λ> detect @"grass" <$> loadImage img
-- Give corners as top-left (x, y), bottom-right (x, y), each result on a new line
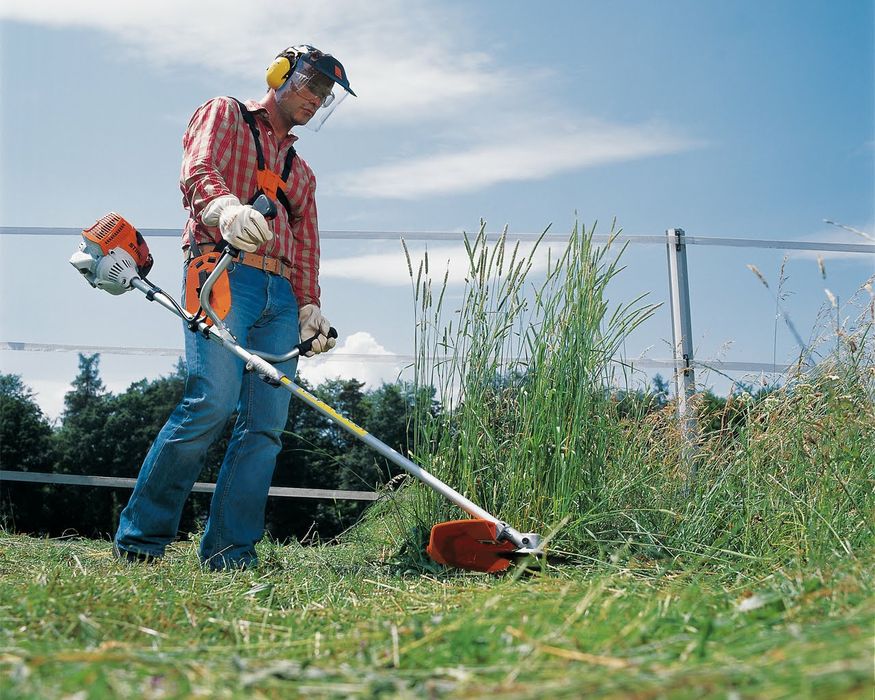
top-left (1, 533), bottom-right (872, 699)
top-left (398, 221), bottom-right (660, 550)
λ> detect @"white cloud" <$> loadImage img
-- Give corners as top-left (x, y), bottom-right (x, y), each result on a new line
top-left (321, 240), bottom-right (556, 287)
top-left (789, 222), bottom-right (875, 263)
top-left (335, 121), bottom-right (699, 199)
top-left (321, 244), bottom-right (465, 287)
top-left (0, 0), bottom-right (503, 122)
top-left (297, 331), bottom-right (409, 388)
top-left (1, 1), bottom-right (702, 197)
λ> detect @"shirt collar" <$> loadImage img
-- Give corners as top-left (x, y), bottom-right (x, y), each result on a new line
top-left (244, 99), bottom-right (299, 144)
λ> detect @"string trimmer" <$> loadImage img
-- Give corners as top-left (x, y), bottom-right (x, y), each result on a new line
top-left (69, 203), bottom-right (543, 573)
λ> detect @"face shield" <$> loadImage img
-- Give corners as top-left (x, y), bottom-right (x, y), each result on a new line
top-left (276, 52), bottom-right (355, 132)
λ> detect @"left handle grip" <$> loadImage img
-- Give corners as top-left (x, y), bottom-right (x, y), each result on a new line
top-left (297, 327), bottom-right (338, 356)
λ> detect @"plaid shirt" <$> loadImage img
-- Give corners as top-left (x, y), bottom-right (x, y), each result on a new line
top-left (180, 96), bottom-right (321, 307)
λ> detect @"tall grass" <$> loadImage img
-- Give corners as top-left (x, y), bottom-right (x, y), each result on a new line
top-left (397, 221), bottom-right (658, 552)
top-left (379, 220), bottom-right (874, 570)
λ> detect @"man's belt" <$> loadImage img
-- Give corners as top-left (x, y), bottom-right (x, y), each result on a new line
top-left (237, 251), bottom-right (294, 280)
top-left (185, 243), bottom-right (293, 281)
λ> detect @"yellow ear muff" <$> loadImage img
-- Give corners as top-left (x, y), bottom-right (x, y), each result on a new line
top-left (266, 56), bottom-right (292, 89)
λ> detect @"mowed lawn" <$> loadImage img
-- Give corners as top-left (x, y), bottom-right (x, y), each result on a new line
top-left (1, 533), bottom-right (871, 699)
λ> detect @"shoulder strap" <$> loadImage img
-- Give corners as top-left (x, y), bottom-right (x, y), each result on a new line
top-left (231, 97), bottom-right (266, 171)
top-left (281, 145), bottom-right (297, 181)
top-left (188, 236), bottom-right (203, 258)
top-left (231, 97), bottom-right (298, 221)
top-left (276, 146), bottom-right (297, 220)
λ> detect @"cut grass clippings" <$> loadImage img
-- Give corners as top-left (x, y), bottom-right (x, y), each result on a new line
top-left (1, 533), bottom-right (872, 699)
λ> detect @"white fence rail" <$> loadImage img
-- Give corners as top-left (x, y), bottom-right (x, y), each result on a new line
top-left (0, 470), bottom-right (378, 501)
top-left (2, 226), bottom-right (873, 252)
top-left (0, 341), bottom-right (798, 374)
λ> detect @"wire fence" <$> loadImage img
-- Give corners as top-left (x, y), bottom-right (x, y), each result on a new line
top-left (3, 225), bottom-right (871, 379)
top-left (0, 341), bottom-right (798, 374)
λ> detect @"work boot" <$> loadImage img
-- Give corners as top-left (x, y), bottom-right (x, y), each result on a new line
top-left (112, 543), bottom-right (162, 565)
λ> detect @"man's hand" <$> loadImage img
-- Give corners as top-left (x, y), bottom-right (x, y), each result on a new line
top-left (202, 195), bottom-right (273, 253)
top-left (298, 304), bottom-right (336, 357)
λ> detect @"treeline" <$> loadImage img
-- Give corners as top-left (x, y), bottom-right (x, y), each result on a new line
top-left (1, 355), bottom-right (768, 544)
top-left (0, 354), bottom-right (435, 543)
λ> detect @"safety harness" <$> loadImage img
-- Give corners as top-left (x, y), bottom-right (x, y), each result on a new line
top-left (184, 98), bottom-right (298, 331)
top-left (231, 97), bottom-right (297, 221)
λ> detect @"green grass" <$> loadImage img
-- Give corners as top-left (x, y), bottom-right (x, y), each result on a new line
top-left (1, 533), bottom-right (872, 699)
top-left (402, 221), bottom-right (660, 546)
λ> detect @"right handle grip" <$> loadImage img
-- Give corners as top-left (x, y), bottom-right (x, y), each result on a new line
top-left (252, 193), bottom-right (278, 220)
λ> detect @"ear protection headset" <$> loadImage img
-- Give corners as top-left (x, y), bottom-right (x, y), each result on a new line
top-left (265, 49), bottom-right (301, 90)
top-left (265, 45), bottom-right (316, 90)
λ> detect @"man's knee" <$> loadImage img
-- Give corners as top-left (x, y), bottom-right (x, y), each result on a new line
top-left (174, 375), bottom-right (241, 436)
top-left (243, 389), bottom-right (292, 434)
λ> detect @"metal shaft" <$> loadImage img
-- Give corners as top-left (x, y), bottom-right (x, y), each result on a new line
top-left (278, 376), bottom-right (499, 524)
top-left (130, 268), bottom-right (533, 550)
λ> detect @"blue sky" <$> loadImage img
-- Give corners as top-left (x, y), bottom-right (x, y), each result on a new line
top-left (1, 1), bottom-right (873, 420)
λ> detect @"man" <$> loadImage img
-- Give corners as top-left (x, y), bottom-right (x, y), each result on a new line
top-left (114, 45), bottom-right (355, 570)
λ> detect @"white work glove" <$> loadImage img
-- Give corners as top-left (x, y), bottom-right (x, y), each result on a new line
top-left (201, 195), bottom-right (273, 253)
top-left (298, 303), bottom-right (336, 357)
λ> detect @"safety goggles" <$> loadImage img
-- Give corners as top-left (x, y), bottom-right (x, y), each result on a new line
top-left (276, 49), bottom-right (355, 131)
top-left (278, 64), bottom-right (343, 130)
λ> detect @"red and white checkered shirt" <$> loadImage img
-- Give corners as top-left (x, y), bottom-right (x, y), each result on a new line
top-left (180, 96), bottom-right (321, 307)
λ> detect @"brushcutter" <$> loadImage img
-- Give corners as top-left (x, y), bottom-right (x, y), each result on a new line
top-left (69, 203), bottom-right (543, 573)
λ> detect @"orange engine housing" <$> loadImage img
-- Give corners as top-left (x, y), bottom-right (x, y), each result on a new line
top-left (82, 212), bottom-right (153, 274)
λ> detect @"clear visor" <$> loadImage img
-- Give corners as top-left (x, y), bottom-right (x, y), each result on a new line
top-left (276, 62), bottom-right (348, 131)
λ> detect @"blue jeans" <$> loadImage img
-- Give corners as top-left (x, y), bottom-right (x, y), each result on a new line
top-left (115, 263), bottom-right (299, 570)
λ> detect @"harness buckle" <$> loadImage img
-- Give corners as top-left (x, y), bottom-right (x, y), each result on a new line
top-left (256, 169), bottom-right (286, 200)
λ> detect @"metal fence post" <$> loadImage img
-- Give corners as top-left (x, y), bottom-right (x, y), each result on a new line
top-left (665, 228), bottom-right (698, 475)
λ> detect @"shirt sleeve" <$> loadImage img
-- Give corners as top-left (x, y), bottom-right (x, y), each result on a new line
top-left (291, 165), bottom-right (321, 308)
top-left (179, 97), bottom-right (238, 223)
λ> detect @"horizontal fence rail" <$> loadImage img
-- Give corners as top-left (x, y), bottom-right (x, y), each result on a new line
top-left (2, 226), bottom-right (874, 253)
top-left (0, 341), bottom-right (795, 374)
top-left (0, 470), bottom-right (379, 502)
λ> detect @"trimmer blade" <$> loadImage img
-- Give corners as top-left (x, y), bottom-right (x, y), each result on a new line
top-left (426, 519), bottom-right (518, 573)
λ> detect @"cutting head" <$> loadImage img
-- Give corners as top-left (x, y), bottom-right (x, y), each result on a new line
top-left (426, 519), bottom-right (519, 573)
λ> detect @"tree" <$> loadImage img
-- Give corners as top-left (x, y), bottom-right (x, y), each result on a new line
top-left (62, 353), bottom-right (106, 417)
top-left (266, 378), bottom-right (422, 542)
top-left (2, 356), bottom-right (426, 543)
top-left (652, 373), bottom-right (670, 407)
top-left (98, 361), bottom-right (188, 531)
top-left (54, 354), bottom-right (113, 477)
top-left (103, 361), bottom-right (185, 479)
top-left (0, 374), bottom-right (55, 472)
top-left (0, 374), bottom-right (57, 532)
top-left (43, 354), bottom-right (115, 536)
